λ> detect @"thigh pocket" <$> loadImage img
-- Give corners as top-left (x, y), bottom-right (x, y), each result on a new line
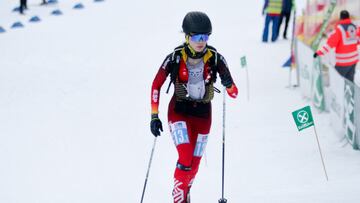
top-left (169, 121), bottom-right (190, 146)
top-left (193, 134), bottom-right (208, 157)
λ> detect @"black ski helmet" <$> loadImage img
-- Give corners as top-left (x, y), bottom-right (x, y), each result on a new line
top-left (182, 11), bottom-right (212, 35)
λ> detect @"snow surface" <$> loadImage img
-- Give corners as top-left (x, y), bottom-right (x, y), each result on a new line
top-left (0, 0), bottom-right (359, 203)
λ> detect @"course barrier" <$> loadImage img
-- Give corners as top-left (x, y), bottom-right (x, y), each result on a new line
top-left (29, 16), bottom-right (41, 23)
top-left (294, 0), bottom-right (360, 150)
top-left (11, 22), bottom-right (24, 29)
top-left (0, 0), bottom-right (105, 35)
top-left (73, 3), bottom-right (85, 9)
top-left (295, 39), bottom-right (360, 149)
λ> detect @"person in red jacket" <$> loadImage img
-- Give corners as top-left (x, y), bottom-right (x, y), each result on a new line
top-left (314, 10), bottom-right (360, 82)
top-left (150, 11), bottom-right (238, 203)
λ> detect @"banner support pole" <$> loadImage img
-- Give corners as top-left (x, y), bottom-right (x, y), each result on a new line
top-left (313, 125), bottom-right (329, 181)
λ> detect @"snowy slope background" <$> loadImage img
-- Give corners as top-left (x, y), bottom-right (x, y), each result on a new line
top-left (1, 0), bottom-right (360, 203)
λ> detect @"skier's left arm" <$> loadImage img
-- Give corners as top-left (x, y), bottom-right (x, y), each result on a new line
top-left (217, 54), bottom-right (238, 99)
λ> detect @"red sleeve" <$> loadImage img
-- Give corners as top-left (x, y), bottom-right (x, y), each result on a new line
top-left (151, 56), bottom-right (171, 115)
top-left (316, 29), bottom-right (340, 56)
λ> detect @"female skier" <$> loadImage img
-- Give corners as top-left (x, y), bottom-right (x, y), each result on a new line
top-left (150, 11), bottom-right (238, 203)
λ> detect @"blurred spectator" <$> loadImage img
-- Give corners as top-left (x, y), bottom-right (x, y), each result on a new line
top-left (41, 0), bottom-right (47, 5)
top-left (277, 0), bottom-right (294, 39)
top-left (262, 0), bottom-right (283, 42)
top-left (19, 0), bottom-right (27, 14)
top-left (314, 10), bottom-right (360, 82)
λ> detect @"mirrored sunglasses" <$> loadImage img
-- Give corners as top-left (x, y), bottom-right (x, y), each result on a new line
top-left (190, 34), bottom-right (209, 42)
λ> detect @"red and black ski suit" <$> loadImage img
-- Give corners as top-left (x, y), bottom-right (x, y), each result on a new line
top-left (151, 45), bottom-right (237, 203)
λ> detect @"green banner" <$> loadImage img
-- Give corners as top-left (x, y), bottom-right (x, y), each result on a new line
top-left (240, 56), bottom-right (247, 68)
top-left (312, 58), bottom-right (325, 111)
top-left (309, 1), bottom-right (336, 111)
top-left (311, 0), bottom-right (337, 50)
top-left (344, 80), bottom-right (357, 149)
top-left (292, 106), bottom-right (315, 131)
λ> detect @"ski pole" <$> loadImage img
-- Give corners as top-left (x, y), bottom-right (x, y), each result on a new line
top-left (140, 137), bottom-right (157, 203)
top-left (219, 87), bottom-right (228, 203)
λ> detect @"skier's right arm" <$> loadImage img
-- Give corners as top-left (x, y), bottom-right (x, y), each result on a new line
top-left (150, 55), bottom-right (172, 137)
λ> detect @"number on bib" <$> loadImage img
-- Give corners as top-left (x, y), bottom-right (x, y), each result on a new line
top-left (169, 121), bottom-right (190, 146)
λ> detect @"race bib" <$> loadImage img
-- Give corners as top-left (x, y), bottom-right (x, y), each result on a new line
top-left (169, 121), bottom-right (190, 146)
top-left (193, 134), bottom-right (208, 157)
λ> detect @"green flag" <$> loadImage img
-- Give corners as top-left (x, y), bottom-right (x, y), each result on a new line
top-left (240, 56), bottom-right (247, 68)
top-left (292, 106), bottom-right (314, 131)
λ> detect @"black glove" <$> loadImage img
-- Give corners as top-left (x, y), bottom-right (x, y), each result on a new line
top-left (313, 53), bottom-right (318, 58)
top-left (150, 114), bottom-right (163, 137)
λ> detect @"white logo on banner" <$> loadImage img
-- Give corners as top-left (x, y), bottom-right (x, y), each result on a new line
top-left (297, 110), bottom-right (309, 124)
